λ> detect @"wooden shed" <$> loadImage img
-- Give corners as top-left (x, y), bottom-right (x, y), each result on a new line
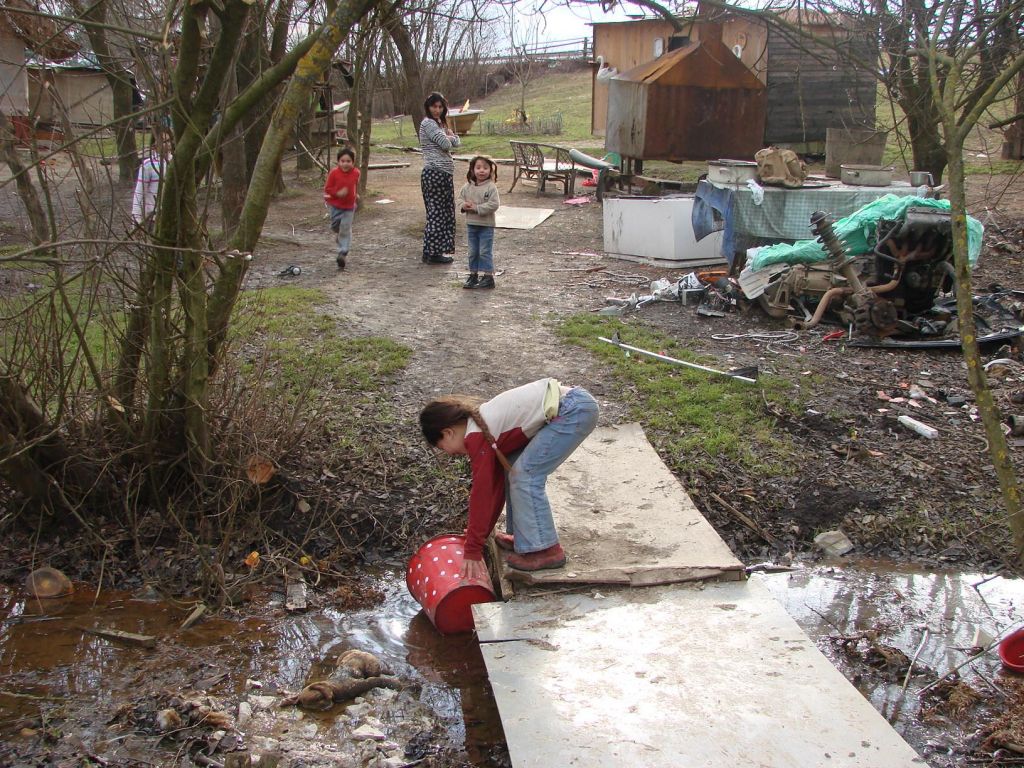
top-left (763, 9), bottom-right (877, 145)
top-left (591, 12), bottom-right (876, 151)
top-left (27, 56), bottom-right (114, 127)
top-left (605, 23), bottom-right (766, 162)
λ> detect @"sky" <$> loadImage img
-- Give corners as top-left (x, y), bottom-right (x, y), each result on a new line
top-left (514, 3), bottom-right (638, 44)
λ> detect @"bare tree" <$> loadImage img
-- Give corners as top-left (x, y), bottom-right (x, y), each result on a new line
top-left (505, 8), bottom-right (542, 125)
top-left (0, 0), bottom-right (378, 521)
top-left (757, 0), bottom-right (1024, 563)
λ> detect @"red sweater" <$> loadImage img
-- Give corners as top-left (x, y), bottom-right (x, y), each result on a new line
top-left (324, 166), bottom-right (359, 210)
top-left (462, 378), bottom-right (563, 559)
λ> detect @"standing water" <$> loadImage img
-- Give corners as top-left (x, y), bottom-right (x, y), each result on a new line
top-left (757, 560), bottom-right (1024, 765)
top-left (1, 561), bottom-right (1020, 765)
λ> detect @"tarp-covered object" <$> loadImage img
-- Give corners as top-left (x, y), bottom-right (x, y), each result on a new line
top-left (748, 195), bottom-right (983, 271)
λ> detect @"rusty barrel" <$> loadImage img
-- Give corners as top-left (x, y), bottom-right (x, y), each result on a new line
top-left (406, 533), bottom-right (495, 634)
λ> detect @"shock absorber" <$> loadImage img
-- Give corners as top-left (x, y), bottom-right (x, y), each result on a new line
top-left (810, 210), bottom-right (848, 263)
top-left (808, 211), bottom-right (897, 336)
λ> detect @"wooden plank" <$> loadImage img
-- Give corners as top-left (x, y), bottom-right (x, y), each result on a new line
top-left (285, 575), bottom-right (308, 612)
top-left (83, 627), bottom-right (157, 649)
top-left (475, 580), bottom-right (925, 768)
top-left (181, 603), bottom-right (207, 630)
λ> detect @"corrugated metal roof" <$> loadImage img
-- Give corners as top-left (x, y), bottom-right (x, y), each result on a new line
top-left (25, 51), bottom-right (102, 70)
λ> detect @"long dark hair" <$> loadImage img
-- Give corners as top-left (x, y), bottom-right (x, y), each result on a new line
top-left (423, 91), bottom-right (449, 128)
top-left (421, 395), bottom-right (513, 471)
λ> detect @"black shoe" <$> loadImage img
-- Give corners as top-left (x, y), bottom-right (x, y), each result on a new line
top-left (336, 253), bottom-right (347, 270)
top-left (425, 254), bottom-right (454, 264)
top-left (463, 273), bottom-right (479, 289)
top-left (477, 275), bottom-right (495, 289)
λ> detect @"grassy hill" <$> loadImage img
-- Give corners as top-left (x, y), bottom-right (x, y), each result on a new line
top-left (371, 66), bottom-right (601, 158)
top-left (370, 65), bottom-right (707, 181)
top-left (371, 65), bottom-right (1021, 180)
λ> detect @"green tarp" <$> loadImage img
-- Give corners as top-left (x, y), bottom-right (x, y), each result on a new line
top-left (748, 195), bottom-right (983, 271)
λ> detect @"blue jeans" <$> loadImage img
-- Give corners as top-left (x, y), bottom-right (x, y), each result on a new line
top-left (504, 387), bottom-right (600, 553)
top-left (330, 207), bottom-right (354, 255)
top-left (467, 224), bottom-right (494, 273)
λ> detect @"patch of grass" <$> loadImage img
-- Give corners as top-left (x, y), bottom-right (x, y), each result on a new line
top-left (556, 314), bottom-right (800, 475)
top-left (963, 159), bottom-right (1024, 176)
top-left (0, 276), bottom-right (122, 377)
top-left (232, 288), bottom-right (411, 428)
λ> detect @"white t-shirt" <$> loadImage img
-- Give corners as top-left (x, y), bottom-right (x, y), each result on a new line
top-left (131, 152), bottom-right (168, 223)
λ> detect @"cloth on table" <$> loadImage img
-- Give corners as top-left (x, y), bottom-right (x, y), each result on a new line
top-left (747, 195), bottom-right (984, 271)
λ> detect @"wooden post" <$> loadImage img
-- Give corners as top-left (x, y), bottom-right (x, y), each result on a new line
top-left (1001, 71), bottom-right (1024, 160)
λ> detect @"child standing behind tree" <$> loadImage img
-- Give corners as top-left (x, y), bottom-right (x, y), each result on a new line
top-left (457, 156), bottom-right (500, 289)
top-left (323, 147), bottom-right (360, 270)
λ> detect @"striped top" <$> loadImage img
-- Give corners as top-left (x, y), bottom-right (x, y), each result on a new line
top-left (418, 117), bottom-right (460, 175)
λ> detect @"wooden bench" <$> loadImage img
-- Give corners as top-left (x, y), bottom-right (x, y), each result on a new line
top-left (508, 141), bottom-right (577, 196)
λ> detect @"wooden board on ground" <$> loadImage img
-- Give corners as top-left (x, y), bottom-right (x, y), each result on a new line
top-left (494, 206), bottom-right (554, 230)
top-left (498, 423), bottom-right (743, 587)
top-left (473, 578), bottom-right (925, 768)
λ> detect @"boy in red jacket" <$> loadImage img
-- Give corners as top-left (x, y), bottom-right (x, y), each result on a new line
top-left (323, 147), bottom-right (360, 270)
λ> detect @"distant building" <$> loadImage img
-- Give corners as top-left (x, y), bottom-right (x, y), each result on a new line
top-left (590, 11), bottom-right (878, 153)
top-left (0, 13), bottom-right (29, 117)
top-left (0, 3), bottom-right (79, 137)
top-left (27, 54), bottom-right (114, 127)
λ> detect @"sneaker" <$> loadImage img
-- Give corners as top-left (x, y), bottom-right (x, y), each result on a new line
top-left (493, 532), bottom-right (514, 551)
top-left (463, 273), bottom-right (479, 289)
top-left (336, 252), bottom-right (347, 270)
top-left (506, 543), bottom-right (566, 572)
top-left (477, 275), bottom-right (495, 289)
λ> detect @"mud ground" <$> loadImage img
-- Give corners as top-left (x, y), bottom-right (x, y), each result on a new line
top-left (255, 153), bottom-right (1024, 573)
top-left (3, 149), bottom-right (1024, 768)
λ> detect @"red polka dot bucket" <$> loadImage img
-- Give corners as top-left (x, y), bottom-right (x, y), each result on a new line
top-left (406, 533), bottom-right (496, 634)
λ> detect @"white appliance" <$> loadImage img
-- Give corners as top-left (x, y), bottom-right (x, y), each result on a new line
top-left (602, 196), bottom-right (725, 268)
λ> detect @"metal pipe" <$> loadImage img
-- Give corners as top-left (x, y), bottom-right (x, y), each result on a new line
top-left (598, 337), bottom-right (758, 384)
top-left (791, 286), bottom-right (851, 330)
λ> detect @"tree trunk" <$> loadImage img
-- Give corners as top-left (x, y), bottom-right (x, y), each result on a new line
top-left (220, 55), bottom-right (249, 229)
top-left (1002, 70), bottom-right (1024, 160)
top-left (0, 374), bottom-right (100, 515)
top-left (295, 94), bottom-right (316, 171)
top-left (901, 88), bottom-right (948, 183)
top-left (74, 0), bottom-right (138, 181)
top-left (382, 4), bottom-right (424, 121)
top-left (946, 146), bottom-right (1024, 566)
top-left (207, 0), bottom-right (379, 366)
top-left (0, 111), bottom-right (49, 244)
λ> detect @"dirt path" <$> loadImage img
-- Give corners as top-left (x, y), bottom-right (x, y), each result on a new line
top-left (252, 157), bottom-right (636, 423)
top-left (253, 154), bottom-right (1024, 573)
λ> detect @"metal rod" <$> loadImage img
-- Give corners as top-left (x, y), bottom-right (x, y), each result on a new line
top-left (598, 337), bottom-right (758, 384)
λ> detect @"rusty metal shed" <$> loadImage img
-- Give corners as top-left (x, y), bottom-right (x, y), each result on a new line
top-left (590, 13), bottom-right (878, 153)
top-left (605, 24), bottom-right (766, 163)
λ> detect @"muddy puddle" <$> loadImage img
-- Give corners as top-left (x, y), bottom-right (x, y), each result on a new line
top-left (1, 561), bottom-right (1021, 766)
top-left (757, 560), bottom-right (1024, 763)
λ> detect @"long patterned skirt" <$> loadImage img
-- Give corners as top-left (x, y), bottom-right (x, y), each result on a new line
top-left (421, 167), bottom-right (456, 259)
